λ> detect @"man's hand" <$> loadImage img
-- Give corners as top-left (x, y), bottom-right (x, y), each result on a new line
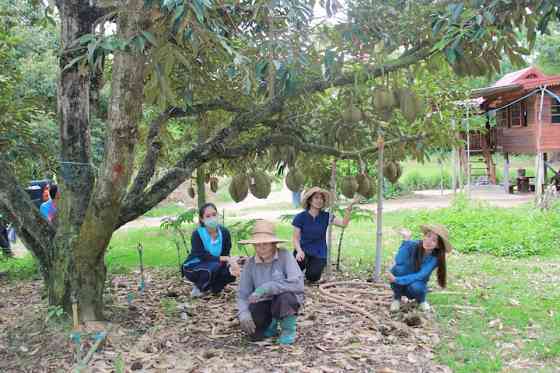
top-left (248, 287), bottom-right (267, 303)
top-left (239, 315), bottom-right (256, 334)
top-left (295, 249), bottom-right (305, 262)
top-left (386, 271), bottom-right (396, 283)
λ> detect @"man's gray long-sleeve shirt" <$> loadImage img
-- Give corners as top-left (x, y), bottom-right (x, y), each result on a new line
top-left (237, 249), bottom-right (304, 320)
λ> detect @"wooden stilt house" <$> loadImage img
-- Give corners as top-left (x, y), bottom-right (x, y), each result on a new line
top-left (470, 66), bottom-right (560, 194)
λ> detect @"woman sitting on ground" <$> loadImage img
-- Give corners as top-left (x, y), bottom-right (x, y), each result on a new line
top-left (292, 187), bottom-right (358, 283)
top-left (182, 203), bottom-right (236, 297)
top-left (237, 220), bottom-right (304, 345)
top-left (387, 224), bottom-right (452, 312)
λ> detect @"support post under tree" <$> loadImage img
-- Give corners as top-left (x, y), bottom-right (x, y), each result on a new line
top-left (326, 159), bottom-right (337, 276)
top-left (373, 134), bottom-right (384, 281)
top-left (503, 152), bottom-right (510, 193)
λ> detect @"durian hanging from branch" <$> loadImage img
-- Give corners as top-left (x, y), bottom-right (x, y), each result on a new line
top-left (229, 174), bottom-right (249, 203)
top-left (249, 171), bottom-right (272, 199)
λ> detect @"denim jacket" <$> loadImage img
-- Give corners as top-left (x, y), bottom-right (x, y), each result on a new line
top-left (391, 240), bottom-right (438, 286)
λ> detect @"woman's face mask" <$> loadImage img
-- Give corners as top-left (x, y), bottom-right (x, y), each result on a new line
top-left (204, 217), bottom-right (219, 229)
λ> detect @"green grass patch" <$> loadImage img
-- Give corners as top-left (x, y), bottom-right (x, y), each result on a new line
top-left (0, 255), bottom-right (38, 280)
top-left (143, 203), bottom-right (187, 217)
top-left (401, 196), bottom-right (560, 257)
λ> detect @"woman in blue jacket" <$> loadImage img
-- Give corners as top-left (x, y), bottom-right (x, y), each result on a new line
top-left (182, 203), bottom-right (236, 297)
top-left (387, 224), bottom-right (452, 312)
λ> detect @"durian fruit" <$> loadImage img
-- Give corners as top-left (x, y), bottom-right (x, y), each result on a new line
top-left (383, 161), bottom-right (403, 184)
top-left (373, 87), bottom-right (396, 111)
top-left (210, 177), bottom-right (219, 193)
top-left (269, 146), bottom-right (284, 163)
top-left (229, 174), bottom-right (249, 203)
top-left (285, 168), bottom-right (305, 192)
top-left (269, 145), bottom-right (297, 166)
top-left (249, 171), bottom-right (272, 199)
top-left (341, 176), bottom-right (359, 199)
top-left (360, 176), bottom-right (377, 199)
top-left (399, 90), bottom-right (424, 123)
top-left (342, 105), bottom-right (363, 123)
top-left (356, 173), bottom-right (371, 196)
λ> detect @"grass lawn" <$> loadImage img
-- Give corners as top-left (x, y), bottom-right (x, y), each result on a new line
top-left (2, 202), bottom-right (559, 371)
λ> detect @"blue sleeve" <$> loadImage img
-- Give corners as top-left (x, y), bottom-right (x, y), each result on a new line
top-left (190, 230), bottom-right (217, 262)
top-left (39, 203), bottom-right (48, 219)
top-left (292, 212), bottom-right (304, 229)
top-left (395, 255), bottom-right (438, 286)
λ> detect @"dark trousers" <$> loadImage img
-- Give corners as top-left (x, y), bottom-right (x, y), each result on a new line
top-left (294, 251), bottom-right (326, 282)
top-left (183, 261), bottom-right (236, 294)
top-left (390, 281), bottom-right (428, 303)
top-left (249, 292), bottom-right (300, 340)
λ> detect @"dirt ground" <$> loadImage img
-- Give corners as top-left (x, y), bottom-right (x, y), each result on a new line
top-left (0, 269), bottom-right (452, 373)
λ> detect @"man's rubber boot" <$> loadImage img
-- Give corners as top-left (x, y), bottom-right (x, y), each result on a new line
top-left (263, 318), bottom-right (279, 338)
top-left (278, 315), bottom-right (297, 345)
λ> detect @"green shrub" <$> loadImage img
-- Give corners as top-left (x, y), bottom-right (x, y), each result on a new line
top-left (403, 195), bottom-right (560, 257)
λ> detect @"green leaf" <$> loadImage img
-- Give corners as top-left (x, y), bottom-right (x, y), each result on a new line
top-left (190, 0), bottom-right (205, 23)
top-left (142, 31), bottom-right (158, 47)
top-left (62, 55), bottom-right (86, 72)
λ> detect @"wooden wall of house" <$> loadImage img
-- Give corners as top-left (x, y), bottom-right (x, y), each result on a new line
top-left (537, 87), bottom-right (560, 152)
top-left (497, 127), bottom-right (536, 153)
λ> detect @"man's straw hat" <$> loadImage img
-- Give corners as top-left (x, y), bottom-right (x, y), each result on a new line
top-left (238, 219), bottom-right (287, 244)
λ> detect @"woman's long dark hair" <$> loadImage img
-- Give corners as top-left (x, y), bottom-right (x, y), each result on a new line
top-left (415, 237), bottom-right (447, 288)
top-left (198, 202), bottom-right (218, 227)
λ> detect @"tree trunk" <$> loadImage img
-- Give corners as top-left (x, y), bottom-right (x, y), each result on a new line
top-left (48, 0), bottom-right (148, 321)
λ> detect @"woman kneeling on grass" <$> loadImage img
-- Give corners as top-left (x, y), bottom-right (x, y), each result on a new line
top-left (237, 220), bottom-right (304, 345)
top-left (386, 224), bottom-right (452, 312)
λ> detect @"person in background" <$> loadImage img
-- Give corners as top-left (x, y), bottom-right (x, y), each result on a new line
top-left (237, 220), bottom-right (304, 345)
top-left (0, 213), bottom-right (13, 257)
top-left (292, 187), bottom-right (359, 283)
top-left (387, 224), bottom-right (452, 312)
top-left (40, 184), bottom-right (60, 223)
top-left (182, 203), bottom-right (236, 297)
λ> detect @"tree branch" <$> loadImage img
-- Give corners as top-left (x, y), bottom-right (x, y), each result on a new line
top-left (117, 47), bottom-right (432, 227)
top-left (0, 158), bottom-right (54, 272)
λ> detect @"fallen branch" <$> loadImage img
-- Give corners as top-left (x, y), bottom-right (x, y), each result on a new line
top-left (328, 288), bottom-right (392, 296)
top-left (321, 281), bottom-right (390, 290)
top-left (319, 283), bottom-right (383, 323)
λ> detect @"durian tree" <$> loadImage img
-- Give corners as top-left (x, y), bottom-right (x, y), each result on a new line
top-left (0, 0), bottom-right (557, 320)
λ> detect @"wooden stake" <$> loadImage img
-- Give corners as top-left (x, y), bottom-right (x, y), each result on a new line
top-left (71, 294), bottom-right (79, 330)
top-left (137, 243), bottom-right (145, 293)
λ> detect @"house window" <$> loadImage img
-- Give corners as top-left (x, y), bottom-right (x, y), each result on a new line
top-left (496, 109), bottom-right (507, 128)
top-left (552, 98), bottom-right (560, 124)
top-left (510, 101), bottom-right (527, 127)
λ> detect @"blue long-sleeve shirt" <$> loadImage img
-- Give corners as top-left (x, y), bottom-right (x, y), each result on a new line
top-left (391, 240), bottom-right (438, 286)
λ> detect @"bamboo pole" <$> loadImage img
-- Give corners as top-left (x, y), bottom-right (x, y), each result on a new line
top-left (327, 159), bottom-right (337, 275)
top-left (373, 134), bottom-right (384, 281)
top-left (451, 119), bottom-right (458, 194)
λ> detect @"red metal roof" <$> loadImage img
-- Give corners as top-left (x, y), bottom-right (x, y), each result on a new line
top-left (493, 66), bottom-right (560, 90)
top-left (471, 67), bottom-right (560, 101)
